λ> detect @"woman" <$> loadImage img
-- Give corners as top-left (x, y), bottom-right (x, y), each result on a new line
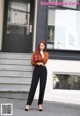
top-left (25, 41), bottom-right (49, 111)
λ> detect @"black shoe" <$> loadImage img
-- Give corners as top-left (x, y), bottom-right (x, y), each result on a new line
top-left (25, 108), bottom-right (29, 111)
top-left (38, 109), bottom-right (43, 111)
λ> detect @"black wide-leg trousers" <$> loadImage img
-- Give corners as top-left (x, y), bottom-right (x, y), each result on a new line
top-left (26, 65), bottom-right (47, 105)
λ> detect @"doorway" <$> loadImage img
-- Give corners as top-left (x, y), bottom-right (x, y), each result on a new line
top-left (2, 0), bottom-right (34, 53)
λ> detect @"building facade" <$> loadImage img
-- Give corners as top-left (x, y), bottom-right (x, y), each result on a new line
top-left (0, 0), bottom-right (80, 104)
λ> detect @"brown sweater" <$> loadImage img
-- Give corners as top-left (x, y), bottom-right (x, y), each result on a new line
top-left (31, 51), bottom-right (49, 67)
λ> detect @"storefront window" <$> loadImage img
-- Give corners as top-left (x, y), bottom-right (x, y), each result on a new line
top-left (7, 0), bottom-right (30, 35)
top-left (47, 0), bottom-right (80, 51)
top-left (53, 73), bottom-right (80, 90)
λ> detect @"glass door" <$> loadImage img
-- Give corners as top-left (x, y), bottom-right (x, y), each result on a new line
top-left (3, 0), bottom-right (34, 53)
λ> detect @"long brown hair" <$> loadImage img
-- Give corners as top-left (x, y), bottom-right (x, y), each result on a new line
top-left (36, 41), bottom-right (46, 54)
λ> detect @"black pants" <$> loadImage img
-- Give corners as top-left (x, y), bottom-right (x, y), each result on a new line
top-left (26, 65), bottom-right (47, 105)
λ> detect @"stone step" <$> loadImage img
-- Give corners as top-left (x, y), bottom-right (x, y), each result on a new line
top-left (0, 75), bottom-right (32, 78)
top-left (0, 52), bottom-right (31, 60)
top-left (0, 65), bottom-right (33, 71)
top-left (0, 52), bottom-right (32, 97)
top-left (0, 71), bottom-right (32, 77)
top-left (0, 59), bottom-right (31, 65)
top-left (0, 84), bottom-right (30, 92)
top-left (0, 92), bottom-right (28, 99)
top-left (0, 77), bottom-right (32, 84)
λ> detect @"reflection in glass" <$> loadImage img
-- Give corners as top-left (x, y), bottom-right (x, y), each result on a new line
top-left (7, 0), bottom-right (30, 35)
top-left (48, 26), bottom-right (54, 42)
top-left (47, 26), bottom-right (54, 49)
top-left (53, 73), bottom-right (80, 90)
top-left (47, 8), bottom-right (80, 51)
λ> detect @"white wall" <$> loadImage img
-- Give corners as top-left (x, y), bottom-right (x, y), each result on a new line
top-left (0, 0), bottom-right (4, 51)
top-left (34, 59), bottom-right (80, 105)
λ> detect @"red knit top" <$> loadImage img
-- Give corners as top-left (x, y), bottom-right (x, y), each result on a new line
top-left (31, 51), bottom-right (49, 67)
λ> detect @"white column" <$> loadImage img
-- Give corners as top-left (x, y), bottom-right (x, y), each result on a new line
top-left (0, 0), bottom-right (5, 51)
top-left (32, 0), bottom-right (38, 51)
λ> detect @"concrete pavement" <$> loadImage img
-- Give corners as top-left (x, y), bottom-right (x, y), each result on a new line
top-left (0, 97), bottom-right (80, 116)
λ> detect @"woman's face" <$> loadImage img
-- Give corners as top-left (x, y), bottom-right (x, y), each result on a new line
top-left (39, 43), bottom-right (45, 51)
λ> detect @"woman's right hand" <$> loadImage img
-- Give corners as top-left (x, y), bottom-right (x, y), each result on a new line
top-left (40, 50), bottom-right (44, 58)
